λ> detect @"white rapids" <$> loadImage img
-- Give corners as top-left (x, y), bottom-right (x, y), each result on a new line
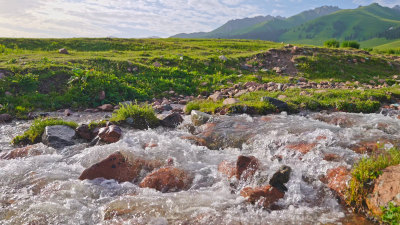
top-left (1, 111), bottom-right (399, 225)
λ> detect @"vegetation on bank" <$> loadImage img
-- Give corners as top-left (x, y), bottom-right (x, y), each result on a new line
top-left (346, 147), bottom-right (400, 223)
top-left (110, 103), bottom-right (159, 129)
top-left (185, 87), bottom-right (399, 115)
top-left (11, 118), bottom-right (78, 146)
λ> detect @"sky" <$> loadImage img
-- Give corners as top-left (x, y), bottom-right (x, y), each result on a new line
top-left (0, 0), bottom-right (400, 38)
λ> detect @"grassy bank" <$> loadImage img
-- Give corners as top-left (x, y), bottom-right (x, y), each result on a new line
top-left (0, 38), bottom-right (399, 117)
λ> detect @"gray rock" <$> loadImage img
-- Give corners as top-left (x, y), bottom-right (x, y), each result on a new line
top-left (0, 114), bottom-right (12, 123)
top-left (42, 125), bottom-right (76, 149)
top-left (208, 92), bottom-right (223, 102)
top-left (219, 55), bottom-right (228, 61)
top-left (223, 98), bottom-right (240, 105)
top-left (58, 48), bottom-right (69, 54)
top-left (191, 110), bottom-right (211, 126)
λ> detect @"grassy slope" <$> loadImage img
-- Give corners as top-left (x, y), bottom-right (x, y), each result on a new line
top-left (0, 38), bottom-right (399, 117)
top-left (280, 4), bottom-right (400, 45)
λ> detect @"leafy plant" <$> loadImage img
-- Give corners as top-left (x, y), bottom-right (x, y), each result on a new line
top-left (12, 118), bottom-right (78, 146)
top-left (382, 202), bottom-right (400, 225)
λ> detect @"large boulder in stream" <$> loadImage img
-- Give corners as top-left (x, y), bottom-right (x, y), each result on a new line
top-left (218, 155), bottom-right (260, 180)
top-left (366, 165), bottom-right (400, 216)
top-left (79, 151), bottom-right (163, 183)
top-left (139, 167), bottom-right (192, 193)
top-left (191, 110), bottom-right (211, 126)
top-left (42, 125), bottom-right (76, 149)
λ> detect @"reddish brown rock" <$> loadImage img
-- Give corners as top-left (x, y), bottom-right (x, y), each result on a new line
top-left (97, 104), bottom-right (114, 112)
top-left (366, 165), bottom-right (400, 216)
top-left (286, 142), bottom-right (317, 154)
top-left (218, 160), bottom-right (236, 179)
top-left (79, 152), bottom-right (142, 182)
top-left (350, 141), bottom-right (379, 154)
top-left (236, 155), bottom-right (259, 180)
top-left (260, 116), bottom-right (272, 122)
top-left (324, 166), bottom-right (351, 200)
top-left (240, 185), bottom-right (285, 208)
top-left (98, 125), bottom-right (122, 143)
top-left (139, 167), bottom-right (192, 192)
top-left (0, 146), bottom-right (41, 160)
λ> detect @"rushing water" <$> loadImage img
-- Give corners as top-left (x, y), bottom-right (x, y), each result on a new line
top-left (1, 111), bottom-right (399, 225)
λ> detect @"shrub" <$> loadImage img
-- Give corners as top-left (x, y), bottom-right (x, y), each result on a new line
top-left (12, 118), bottom-right (78, 145)
top-left (110, 103), bottom-right (159, 129)
top-left (324, 39), bottom-right (340, 48)
top-left (347, 147), bottom-right (400, 210)
top-left (341, 41), bottom-right (360, 49)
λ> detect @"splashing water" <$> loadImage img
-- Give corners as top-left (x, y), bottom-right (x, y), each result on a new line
top-left (1, 111), bottom-right (398, 224)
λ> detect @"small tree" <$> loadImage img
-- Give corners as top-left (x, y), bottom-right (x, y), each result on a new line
top-left (341, 41), bottom-right (360, 49)
top-left (324, 39), bottom-right (340, 48)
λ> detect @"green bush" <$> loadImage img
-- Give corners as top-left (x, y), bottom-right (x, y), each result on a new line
top-left (341, 41), bottom-right (360, 49)
top-left (382, 202), bottom-right (400, 225)
top-left (12, 118), bottom-right (78, 145)
top-left (324, 39), bottom-right (340, 48)
top-left (347, 147), bottom-right (400, 210)
top-left (110, 103), bottom-right (159, 129)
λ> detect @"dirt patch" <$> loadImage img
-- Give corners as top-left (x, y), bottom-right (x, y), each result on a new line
top-left (38, 72), bottom-right (70, 94)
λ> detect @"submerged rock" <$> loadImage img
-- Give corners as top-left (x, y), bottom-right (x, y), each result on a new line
top-left (42, 125), bottom-right (76, 149)
top-left (323, 166), bottom-right (351, 201)
top-left (191, 110), bottom-right (211, 126)
top-left (240, 185), bottom-right (285, 208)
top-left (79, 152), bottom-right (141, 183)
top-left (139, 167), bottom-right (192, 192)
top-left (236, 155), bottom-right (260, 180)
top-left (366, 165), bottom-right (400, 216)
top-left (0, 146), bottom-right (38, 159)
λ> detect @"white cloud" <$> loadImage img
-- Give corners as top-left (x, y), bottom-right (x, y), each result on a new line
top-left (0, 0), bottom-right (261, 38)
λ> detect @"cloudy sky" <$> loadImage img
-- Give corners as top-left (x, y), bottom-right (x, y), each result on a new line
top-left (0, 0), bottom-right (399, 38)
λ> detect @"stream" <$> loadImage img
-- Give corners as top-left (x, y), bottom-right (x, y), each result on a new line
top-left (1, 110), bottom-right (399, 225)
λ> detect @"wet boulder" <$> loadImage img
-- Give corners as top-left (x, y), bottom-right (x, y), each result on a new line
top-left (158, 112), bottom-right (183, 128)
top-left (240, 185), bottom-right (285, 208)
top-left (366, 165), bottom-right (400, 216)
top-left (286, 142), bottom-right (317, 154)
top-left (79, 152), bottom-right (142, 183)
top-left (218, 160), bottom-right (236, 178)
top-left (0, 113), bottom-right (12, 123)
top-left (269, 165), bottom-right (292, 192)
top-left (236, 156), bottom-right (260, 180)
top-left (322, 166), bottom-right (351, 201)
top-left (42, 125), bottom-right (76, 149)
top-left (76, 124), bottom-right (92, 141)
top-left (260, 97), bottom-right (289, 111)
top-left (0, 146), bottom-right (39, 160)
top-left (139, 167), bottom-right (192, 193)
top-left (98, 125), bottom-right (122, 143)
top-left (191, 110), bottom-right (211, 126)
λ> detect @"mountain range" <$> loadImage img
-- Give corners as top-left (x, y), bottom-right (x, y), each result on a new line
top-left (171, 3), bottom-right (400, 49)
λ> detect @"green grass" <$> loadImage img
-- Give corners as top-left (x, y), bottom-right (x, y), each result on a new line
top-left (11, 118), bottom-right (78, 146)
top-left (185, 87), bottom-right (399, 115)
top-left (347, 147), bottom-right (400, 212)
top-left (382, 202), bottom-right (400, 225)
top-left (110, 103), bottom-right (159, 129)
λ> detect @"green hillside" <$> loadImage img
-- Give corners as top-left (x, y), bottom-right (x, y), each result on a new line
top-left (280, 4), bottom-right (400, 44)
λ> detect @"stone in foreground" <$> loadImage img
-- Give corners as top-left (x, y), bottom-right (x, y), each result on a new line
top-left (240, 185), bottom-right (285, 208)
top-left (139, 167), bottom-right (192, 193)
top-left (42, 125), bottom-right (76, 149)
